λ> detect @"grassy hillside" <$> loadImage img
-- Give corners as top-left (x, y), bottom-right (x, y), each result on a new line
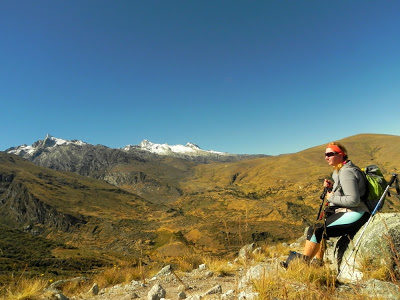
top-left (0, 153), bottom-right (179, 280)
top-left (172, 134), bottom-right (400, 251)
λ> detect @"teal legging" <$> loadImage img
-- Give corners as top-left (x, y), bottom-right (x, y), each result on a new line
top-left (307, 211), bottom-right (370, 243)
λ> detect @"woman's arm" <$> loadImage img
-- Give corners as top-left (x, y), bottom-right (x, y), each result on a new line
top-left (329, 168), bottom-right (361, 207)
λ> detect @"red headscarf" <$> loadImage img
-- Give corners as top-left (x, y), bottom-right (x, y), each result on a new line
top-left (326, 144), bottom-right (344, 155)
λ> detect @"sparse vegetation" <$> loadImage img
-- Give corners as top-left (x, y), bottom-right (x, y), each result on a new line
top-left (0, 278), bottom-right (47, 300)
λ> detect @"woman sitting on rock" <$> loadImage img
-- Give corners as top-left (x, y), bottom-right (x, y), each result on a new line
top-left (282, 142), bottom-right (370, 268)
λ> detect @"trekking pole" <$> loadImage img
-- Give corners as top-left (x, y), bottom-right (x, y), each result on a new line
top-left (316, 187), bottom-right (331, 221)
top-left (337, 173), bottom-right (399, 280)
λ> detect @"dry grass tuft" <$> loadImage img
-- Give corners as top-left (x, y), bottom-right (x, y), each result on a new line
top-left (1, 278), bottom-right (47, 300)
top-left (94, 264), bottom-right (147, 288)
top-left (252, 260), bottom-right (337, 299)
top-left (358, 255), bottom-right (391, 281)
top-left (262, 243), bottom-right (292, 259)
top-left (174, 253), bottom-right (204, 272)
top-left (203, 257), bottom-right (238, 277)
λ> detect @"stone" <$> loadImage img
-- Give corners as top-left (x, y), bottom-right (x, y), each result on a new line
top-left (238, 243), bottom-right (256, 259)
top-left (238, 291), bottom-right (259, 300)
top-left (147, 283), bottom-right (166, 300)
top-left (204, 284), bottom-right (222, 295)
top-left (156, 265), bottom-right (173, 277)
top-left (198, 263), bottom-right (207, 270)
top-left (54, 293), bottom-right (69, 300)
top-left (239, 263), bottom-right (273, 290)
top-left (178, 291), bottom-right (186, 299)
top-left (186, 296), bottom-right (202, 300)
top-left (221, 289), bottom-right (235, 299)
top-left (204, 271), bottom-right (213, 278)
top-left (89, 283), bottom-right (99, 295)
top-left (252, 247), bottom-right (262, 255)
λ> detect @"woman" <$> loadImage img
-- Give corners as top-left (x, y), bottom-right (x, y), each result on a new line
top-left (282, 142), bottom-right (370, 268)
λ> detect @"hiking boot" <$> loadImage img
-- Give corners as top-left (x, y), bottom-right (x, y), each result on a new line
top-left (280, 251), bottom-right (310, 269)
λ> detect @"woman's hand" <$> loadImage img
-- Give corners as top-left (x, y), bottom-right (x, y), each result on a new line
top-left (326, 191), bottom-right (333, 200)
top-left (324, 179), bottom-right (333, 189)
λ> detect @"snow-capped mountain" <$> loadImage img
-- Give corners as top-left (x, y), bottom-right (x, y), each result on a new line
top-left (6, 134), bottom-right (262, 163)
top-left (122, 139), bottom-right (228, 157)
top-left (4, 134), bottom-right (266, 204)
top-left (6, 134), bottom-right (87, 158)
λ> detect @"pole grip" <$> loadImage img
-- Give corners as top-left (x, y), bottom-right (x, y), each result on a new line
top-left (320, 187), bottom-right (329, 200)
top-left (316, 187), bottom-right (329, 220)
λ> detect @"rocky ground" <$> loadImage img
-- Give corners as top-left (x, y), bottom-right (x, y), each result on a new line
top-left (42, 241), bottom-right (400, 300)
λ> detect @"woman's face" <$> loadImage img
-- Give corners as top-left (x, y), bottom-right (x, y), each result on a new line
top-left (325, 147), bottom-right (344, 166)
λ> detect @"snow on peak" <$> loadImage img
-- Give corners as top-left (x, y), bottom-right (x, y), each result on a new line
top-left (123, 140), bottom-right (227, 156)
top-left (7, 134), bottom-right (87, 157)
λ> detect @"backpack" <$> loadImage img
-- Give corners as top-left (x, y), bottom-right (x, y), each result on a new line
top-left (359, 165), bottom-right (389, 213)
top-left (335, 164), bottom-right (389, 213)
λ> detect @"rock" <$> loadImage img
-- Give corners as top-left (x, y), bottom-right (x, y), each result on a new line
top-left (48, 277), bottom-right (89, 290)
top-left (238, 291), bottom-right (259, 300)
top-left (88, 283), bottom-right (99, 295)
top-left (238, 243), bottom-right (256, 259)
top-left (198, 263), bottom-right (207, 270)
top-left (252, 247), bottom-right (262, 255)
top-left (326, 213), bottom-right (400, 282)
top-left (360, 279), bottom-right (400, 300)
top-left (186, 295), bottom-right (202, 300)
top-left (221, 289), bottom-right (235, 299)
top-left (204, 284), bottom-right (222, 295)
top-left (54, 293), bottom-right (69, 300)
top-left (156, 265), bottom-right (172, 277)
top-left (178, 291), bottom-right (186, 299)
top-left (204, 271), bottom-right (213, 278)
top-left (239, 263), bottom-right (273, 290)
top-left (147, 283), bottom-right (166, 300)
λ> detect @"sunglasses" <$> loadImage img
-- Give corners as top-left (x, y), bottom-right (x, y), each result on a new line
top-left (325, 152), bottom-right (337, 157)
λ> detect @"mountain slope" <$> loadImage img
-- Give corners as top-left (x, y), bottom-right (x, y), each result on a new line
top-left (6, 135), bottom-right (265, 203)
top-left (0, 153), bottom-right (170, 255)
top-left (172, 134), bottom-right (400, 251)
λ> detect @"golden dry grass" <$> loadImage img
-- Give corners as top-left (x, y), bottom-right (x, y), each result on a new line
top-left (252, 260), bottom-right (337, 299)
top-left (93, 264), bottom-right (147, 288)
top-left (0, 278), bottom-right (47, 300)
top-left (202, 256), bottom-right (239, 276)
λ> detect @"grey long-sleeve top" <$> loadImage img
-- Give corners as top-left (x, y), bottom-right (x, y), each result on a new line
top-left (329, 160), bottom-right (369, 213)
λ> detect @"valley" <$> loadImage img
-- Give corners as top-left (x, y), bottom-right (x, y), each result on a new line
top-left (1, 133), bottom-right (400, 284)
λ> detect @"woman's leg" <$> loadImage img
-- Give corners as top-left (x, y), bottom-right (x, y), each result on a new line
top-left (303, 240), bottom-right (321, 258)
top-left (304, 211), bottom-right (369, 261)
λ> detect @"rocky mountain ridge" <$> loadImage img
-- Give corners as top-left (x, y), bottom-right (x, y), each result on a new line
top-left (7, 134), bottom-right (264, 162)
top-left (5, 135), bottom-right (266, 204)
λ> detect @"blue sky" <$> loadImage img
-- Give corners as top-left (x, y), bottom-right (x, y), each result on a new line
top-left (1, 1), bottom-right (399, 155)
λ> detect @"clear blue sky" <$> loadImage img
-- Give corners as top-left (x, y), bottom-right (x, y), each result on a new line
top-left (1, 1), bottom-right (399, 155)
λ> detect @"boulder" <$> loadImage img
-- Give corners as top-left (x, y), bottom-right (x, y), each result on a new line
top-left (147, 283), bottom-right (166, 300)
top-left (325, 213), bottom-right (400, 282)
top-left (360, 279), bottom-right (400, 300)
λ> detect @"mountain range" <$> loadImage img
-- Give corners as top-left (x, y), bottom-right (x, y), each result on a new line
top-left (1, 133), bottom-right (400, 279)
